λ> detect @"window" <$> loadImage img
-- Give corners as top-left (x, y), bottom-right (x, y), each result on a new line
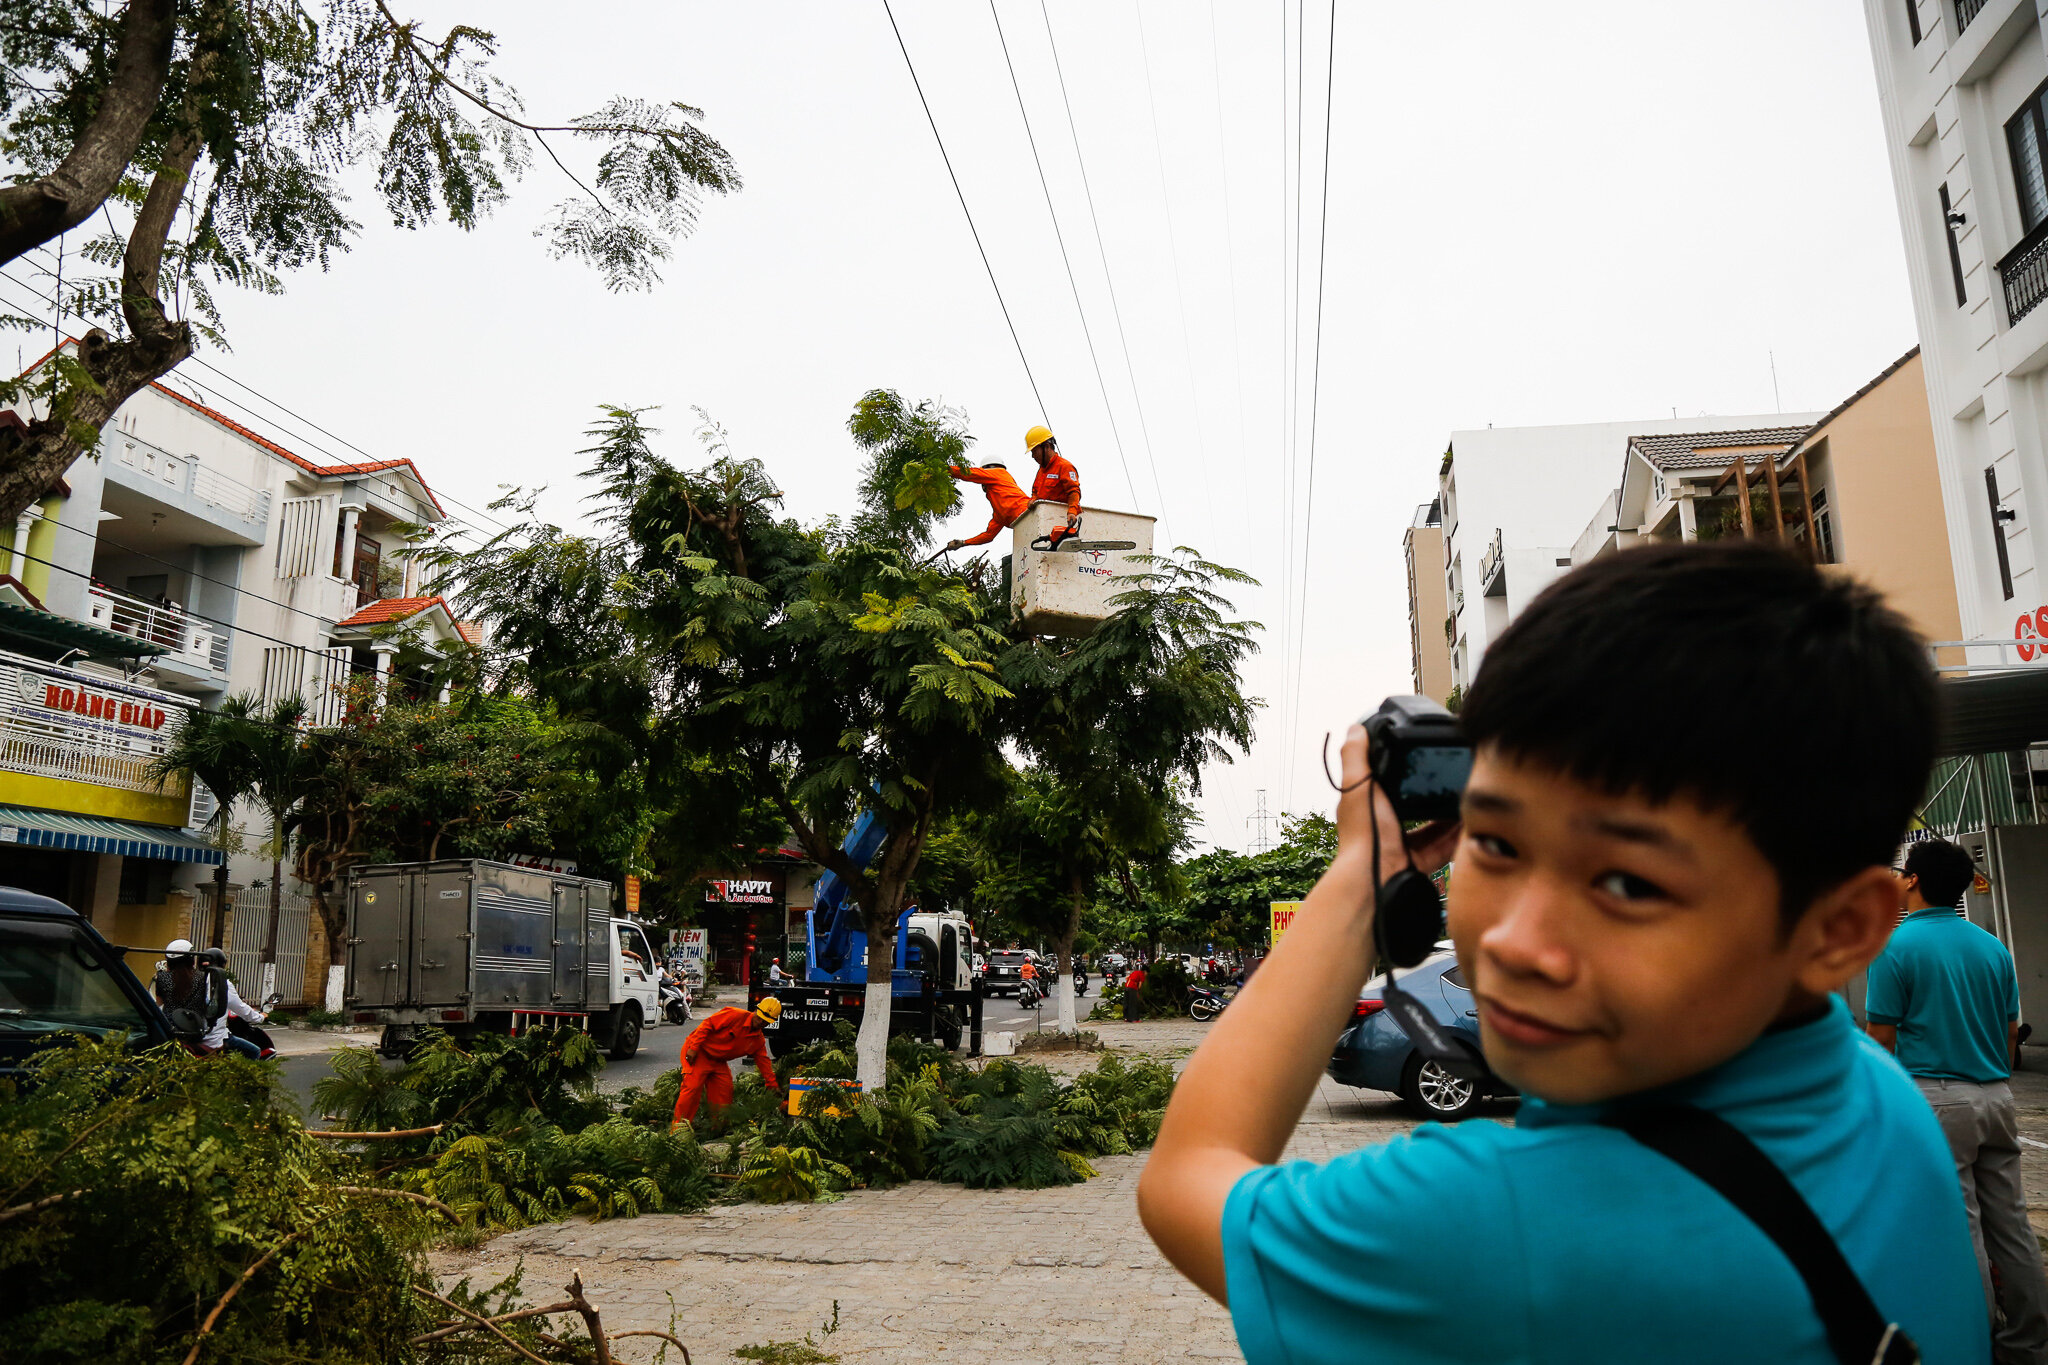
top-left (2009, 87), bottom-right (2048, 234)
top-left (1988, 466), bottom-right (2016, 600)
top-left (1906, 0), bottom-right (1922, 44)
top-left (1811, 487), bottom-right (1837, 565)
top-left (1443, 964), bottom-right (1468, 989)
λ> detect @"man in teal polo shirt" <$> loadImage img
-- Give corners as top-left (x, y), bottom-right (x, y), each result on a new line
top-left (1868, 836), bottom-right (2048, 1363)
top-left (1137, 544), bottom-right (1986, 1363)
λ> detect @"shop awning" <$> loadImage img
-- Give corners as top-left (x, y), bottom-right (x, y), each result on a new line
top-left (0, 599), bottom-right (168, 661)
top-left (0, 804), bottom-right (223, 865)
top-left (1939, 669), bottom-right (2048, 756)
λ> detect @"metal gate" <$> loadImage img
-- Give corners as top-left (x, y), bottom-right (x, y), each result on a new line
top-left (187, 885), bottom-right (313, 1008)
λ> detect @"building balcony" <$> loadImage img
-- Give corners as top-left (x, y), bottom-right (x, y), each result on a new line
top-left (1478, 528), bottom-right (1506, 597)
top-left (84, 582), bottom-right (228, 683)
top-left (0, 647), bottom-right (198, 828)
top-left (104, 432), bottom-right (272, 546)
top-left (1998, 218), bottom-right (2048, 329)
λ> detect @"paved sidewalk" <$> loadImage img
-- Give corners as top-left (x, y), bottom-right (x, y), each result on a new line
top-left (431, 1014), bottom-right (1419, 1364)
top-left (428, 1023), bottom-right (2048, 1363)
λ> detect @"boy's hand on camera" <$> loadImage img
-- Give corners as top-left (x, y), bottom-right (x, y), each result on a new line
top-left (1335, 724), bottom-right (1461, 885)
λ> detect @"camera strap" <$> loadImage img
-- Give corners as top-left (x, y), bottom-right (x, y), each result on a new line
top-left (1603, 1103), bottom-right (1919, 1365)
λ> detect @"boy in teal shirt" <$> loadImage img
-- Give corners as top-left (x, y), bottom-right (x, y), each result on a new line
top-left (1139, 542), bottom-right (1985, 1363)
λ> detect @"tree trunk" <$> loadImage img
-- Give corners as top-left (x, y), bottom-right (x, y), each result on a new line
top-left (260, 850), bottom-right (283, 1003)
top-left (0, 125), bottom-right (201, 525)
top-left (1054, 871), bottom-right (1083, 1036)
top-left (208, 861), bottom-right (230, 949)
top-left (855, 913), bottom-right (894, 1094)
top-left (0, 0), bottom-right (177, 268)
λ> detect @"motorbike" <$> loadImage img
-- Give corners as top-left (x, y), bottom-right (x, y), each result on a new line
top-left (1188, 984), bottom-right (1230, 1022)
top-left (1017, 976), bottom-right (1044, 1010)
top-left (1073, 969), bottom-right (1088, 997)
top-left (659, 972), bottom-right (692, 1026)
top-left (225, 990), bottom-right (287, 1059)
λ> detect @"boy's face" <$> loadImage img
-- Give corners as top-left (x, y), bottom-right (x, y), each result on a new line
top-left (1446, 748), bottom-right (1810, 1106)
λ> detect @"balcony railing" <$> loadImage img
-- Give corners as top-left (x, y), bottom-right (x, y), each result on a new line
top-left (1997, 217), bottom-right (2048, 326)
top-left (85, 583), bottom-right (229, 673)
top-left (0, 650), bottom-right (190, 798)
top-left (1477, 527), bottom-right (1505, 596)
top-left (1956, 0), bottom-right (1987, 32)
top-left (111, 435), bottom-right (271, 526)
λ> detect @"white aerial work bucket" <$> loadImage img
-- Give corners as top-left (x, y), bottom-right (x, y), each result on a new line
top-left (1010, 500), bottom-right (1158, 637)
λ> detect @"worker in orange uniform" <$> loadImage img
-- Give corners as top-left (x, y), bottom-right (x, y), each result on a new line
top-left (942, 461), bottom-right (1031, 552)
top-left (1024, 424), bottom-right (1083, 549)
top-left (671, 996), bottom-right (782, 1127)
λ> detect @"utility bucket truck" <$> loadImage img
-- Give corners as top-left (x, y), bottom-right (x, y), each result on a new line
top-left (749, 810), bottom-right (983, 1055)
top-left (1009, 499), bottom-right (1157, 637)
top-left (340, 859), bottom-right (661, 1061)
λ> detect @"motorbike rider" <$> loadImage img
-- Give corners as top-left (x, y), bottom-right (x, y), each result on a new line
top-left (153, 938), bottom-right (232, 1055)
top-left (201, 947), bottom-right (276, 1059)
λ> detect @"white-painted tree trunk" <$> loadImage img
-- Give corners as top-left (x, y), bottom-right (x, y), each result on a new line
top-left (325, 965), bottom-right (345, 1013)
top-left (855, 927), bottom-right (893, 1092)
top-left (1055, 943), bottom-right (1077, 1035)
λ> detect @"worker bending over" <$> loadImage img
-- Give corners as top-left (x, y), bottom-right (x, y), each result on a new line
top-left (943, 461), bottom-right (1030, 551)
top-left (1025, 424), bottom-right (1082, 549)
top-left (672, 996), bottom-right (782, 1127)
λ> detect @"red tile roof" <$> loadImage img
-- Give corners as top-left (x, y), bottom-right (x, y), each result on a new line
top-left (333, 595), bottom-right (451, 630)
top-left (15, 340), bottom-right (446, 515)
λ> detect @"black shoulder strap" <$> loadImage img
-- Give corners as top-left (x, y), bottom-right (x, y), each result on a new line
top-left (1602, 1104), bottom-right (1919, 1365)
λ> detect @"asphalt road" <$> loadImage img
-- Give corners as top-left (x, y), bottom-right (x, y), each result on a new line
top-left (278, 984), bottom-right (1107, 1118)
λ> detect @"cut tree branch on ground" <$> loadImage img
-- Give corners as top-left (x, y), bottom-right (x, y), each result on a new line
top-left (564, 1274), bottom-right (615, 1365)
top-left (0, 1188), bottom-right (82, 1225)
top-left (610, 1330), bottom-right (693, 1363)
top-left (180, 1228), bottom-right (310, 1365)
top-left (331, 1185), bottom-right (458, 1221)
top-left (407, 1300), bottom-right (581, 1347)
top-left (307, 1123), bottom-right (446, 1139)
top-left (412, 1285), bottom-right (553, 1365)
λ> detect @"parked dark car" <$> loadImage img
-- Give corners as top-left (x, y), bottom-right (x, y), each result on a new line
top-left (1327, 949), bottom-right (1516, 1121)
top-left (0, 885), bottom-right (173, 1080)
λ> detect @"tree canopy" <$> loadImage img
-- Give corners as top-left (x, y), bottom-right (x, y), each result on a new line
top-left (0, 1), bottom-right (739, 523)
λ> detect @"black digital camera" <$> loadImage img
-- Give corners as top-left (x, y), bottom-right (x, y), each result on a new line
top-left (1363, 695), bottom-right (1473, 824)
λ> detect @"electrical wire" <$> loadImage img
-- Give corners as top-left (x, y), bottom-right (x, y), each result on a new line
top-left (880, 0), bottom-right (1050, 422)
top-left (1038, 0), bottom-right (1172, 540)
top-left (1132, 0), bottom-right (1219, 550)
top-left (1205, 0), bottom-right (1253, 496)
top-left (986, 0), bottom-right (1139, 511)
top-left (1286, 0), bottom-right (1336, 794)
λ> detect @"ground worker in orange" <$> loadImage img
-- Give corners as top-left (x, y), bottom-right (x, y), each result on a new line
top-left (671, 996), bottom-right (782, 1127)
top-left (1024, 424), bottom-right (1083, 549)
top-left (942, 460), bottom-right (1031, 552)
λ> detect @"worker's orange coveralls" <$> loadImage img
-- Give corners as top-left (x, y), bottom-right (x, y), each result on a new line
top-left (948, 464), bottom-right (1032, 547)
top-left (1031, 453), bottom-right (1083, 523)
top-left (673, 1006), bottom-right (779, 1123)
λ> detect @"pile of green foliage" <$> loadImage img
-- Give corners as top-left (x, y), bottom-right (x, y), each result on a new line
top-left (0, 1036), bottom-right (435, 1363)
top-left (657, 1025), bottom-right (1174, 1201)
top-left (313, 1027), bottom-right (715, 1230)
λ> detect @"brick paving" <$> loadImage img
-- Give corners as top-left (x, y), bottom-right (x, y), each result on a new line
top-left (429, 1019), bottom-right (2048, 1363)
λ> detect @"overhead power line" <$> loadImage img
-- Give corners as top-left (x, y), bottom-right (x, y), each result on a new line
top-left (986, 0), bottom-right (1139, 510)
top-left (880, 0), bottom-right (1050, 422)
top-left (1038, 0), bottom-right (1172, 540)
top-left (1287, 0), bottom-right (1337, 793)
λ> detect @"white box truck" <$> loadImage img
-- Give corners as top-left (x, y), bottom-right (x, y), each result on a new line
top-left (341, 858), bottom-right (660, 1059)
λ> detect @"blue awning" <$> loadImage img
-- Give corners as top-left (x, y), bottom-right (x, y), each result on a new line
top-left (0, 804), bottom-right (224, 865)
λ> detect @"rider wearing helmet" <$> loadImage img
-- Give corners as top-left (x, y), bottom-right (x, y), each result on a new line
top-left (154, 939), bottom-right (230, 1054)
top-left (202, 947), bottom-right (276, 1059)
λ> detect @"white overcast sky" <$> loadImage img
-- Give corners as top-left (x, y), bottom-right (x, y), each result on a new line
top-left (7, 0), bottom-right (1919, 854)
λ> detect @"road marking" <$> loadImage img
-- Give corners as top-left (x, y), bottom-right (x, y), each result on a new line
top-left (2020, 1137), bottom-right (2048, 1150)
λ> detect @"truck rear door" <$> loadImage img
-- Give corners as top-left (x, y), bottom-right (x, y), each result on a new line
top-left (411, 863), bottom-right (474, 1007)
top-left (472, 865), bottom-right (554, 1009)
top-left (347, 872), bottom-right (408, 1008)
top-left (552, 879), bottom-right (586, 1009)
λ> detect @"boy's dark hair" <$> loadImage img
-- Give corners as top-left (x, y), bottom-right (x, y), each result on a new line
top-left (1904, 838), bottom-right (1976, 909)
top-left (1459, 541), bottom-right (1938, 926)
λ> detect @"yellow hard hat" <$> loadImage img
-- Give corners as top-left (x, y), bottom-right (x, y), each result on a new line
top-left (754, 996), bottom-right (783, 1023)
top-left (1024, 424), bottom-right (1055, 452)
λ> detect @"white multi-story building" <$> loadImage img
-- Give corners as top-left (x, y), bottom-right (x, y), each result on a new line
top-left (0, 347), bottom-right (470, 989)
top-left (1863, 0), bottom-right (2048, 660)
top-left (1433, 413), bottom-right (1817, 692)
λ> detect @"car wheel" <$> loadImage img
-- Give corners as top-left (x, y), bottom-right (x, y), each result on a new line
top-left (1399, 1051), bottom-right (1482, 1121)
top-left (608, 1004), bottom-right (642, 1061)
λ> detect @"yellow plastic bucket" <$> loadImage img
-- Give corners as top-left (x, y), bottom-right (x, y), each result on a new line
top-left (787, 1076), bottom-right (862, 1117)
